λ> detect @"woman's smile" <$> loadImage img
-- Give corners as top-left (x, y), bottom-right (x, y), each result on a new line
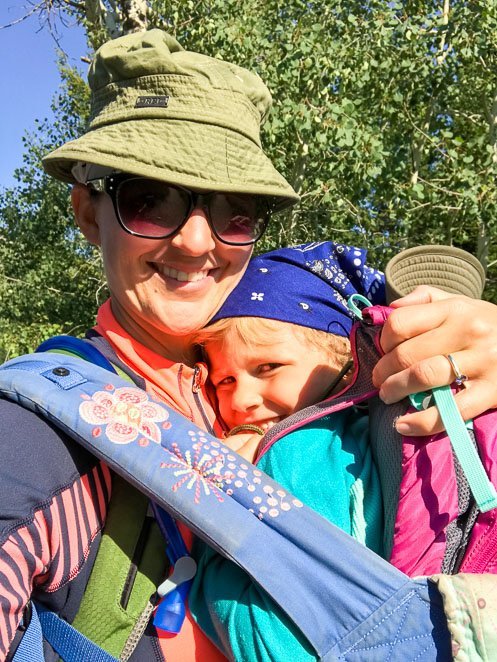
top-left (155, 264), bottom-right (213, 283)
top-left (150, 261), bottom-right (221, 291)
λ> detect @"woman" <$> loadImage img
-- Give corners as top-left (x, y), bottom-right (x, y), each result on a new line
top-left (1, 28), bottom-right (497, 662)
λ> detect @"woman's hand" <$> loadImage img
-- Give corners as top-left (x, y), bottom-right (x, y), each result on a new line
top-left (372, 286), bottom-right (497, 436)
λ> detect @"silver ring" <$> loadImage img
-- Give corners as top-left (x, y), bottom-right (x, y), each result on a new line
top-left (445, 353), bottom-right (468, 387)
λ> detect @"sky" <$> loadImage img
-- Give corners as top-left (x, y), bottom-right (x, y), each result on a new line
top-left (0, 2), bottom-right (88, 188)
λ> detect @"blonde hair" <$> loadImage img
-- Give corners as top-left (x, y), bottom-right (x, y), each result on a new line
top-left (194, 316), bottom-right (351, 373)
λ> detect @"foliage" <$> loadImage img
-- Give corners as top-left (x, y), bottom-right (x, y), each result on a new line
top-left (2, 1), bottom-right (497, 359)
top-left (0, 64), bottom-right (105, 361)
top-left (147, 0), bottom-right (497, 295)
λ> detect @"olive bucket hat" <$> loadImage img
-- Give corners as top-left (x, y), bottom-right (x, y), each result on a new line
top-left (42, 29), bottom-right (299, 211)
top-left (385, 245), bottom-right (485, 303)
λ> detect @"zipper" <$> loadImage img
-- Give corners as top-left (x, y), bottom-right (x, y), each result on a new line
top-left (192, 364), bottom-right (216, 436)
top-left (120, 509), bottom-right (156, 609)
top-left (462, 515), bottom-right (497, 573)
top-left (176, 364), bottom-right (195, 422)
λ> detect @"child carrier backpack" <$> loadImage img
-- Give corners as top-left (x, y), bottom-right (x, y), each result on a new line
top-left (0, 303), bottom-right (496, 660)
top-left (257, 299), bottom-right (497, 577)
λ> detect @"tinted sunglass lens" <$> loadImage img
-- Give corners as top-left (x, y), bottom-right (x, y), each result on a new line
top-left (116, 179), bottom-right (189, 237)
top-left (113, 177), bottom-right (268, 244)
top-left (210, 194), bottom-right (267, 244)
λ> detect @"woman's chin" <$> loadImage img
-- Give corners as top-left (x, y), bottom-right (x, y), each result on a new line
top-left (154, 304), bottom-right (214, 338)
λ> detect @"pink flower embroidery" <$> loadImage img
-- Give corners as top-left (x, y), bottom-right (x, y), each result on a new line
top-left (79, 386), bottom-right (169, 444)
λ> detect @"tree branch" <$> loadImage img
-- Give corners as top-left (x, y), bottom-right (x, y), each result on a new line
top-left (1, 274), bottom-right (77, 296)
top-left (0, 2), bottom-right (45, 29)
top-left (417, 176), bottom-right (465, 197)
top-left (59, 0), bottom-right (86, 11)
top-left (436, 0), bottom-right (452, 66)
top-left (486, 91), bottom-right (497, 163)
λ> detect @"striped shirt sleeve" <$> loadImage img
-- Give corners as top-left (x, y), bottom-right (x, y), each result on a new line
top-left (0, 462), bottom-right (111, 659)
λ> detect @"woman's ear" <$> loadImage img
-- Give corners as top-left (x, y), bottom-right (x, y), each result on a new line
top-left (71, 183), bottom-right (102, 246)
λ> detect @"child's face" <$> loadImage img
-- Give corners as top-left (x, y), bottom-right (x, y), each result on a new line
top-left (207, 324), bottom-right (339, 430)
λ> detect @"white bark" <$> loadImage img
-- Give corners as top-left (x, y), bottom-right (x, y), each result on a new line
top-left (121, 0), bottom-right (148, 34)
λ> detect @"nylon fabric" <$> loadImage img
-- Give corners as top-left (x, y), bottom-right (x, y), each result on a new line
top-left (3, 304), bottom-right (490, 659)
top-left (43, 330), bottom-right (225, 662)
top-left (0, 353), bottom-right (440, 658)
top-left (12, 605), bottom-right (43, 662)
top-left (38, 603), bottom-right (118, 662)
top-left (432, 385), bottom-right (497, 512)
top-left (71, 475), bottom-right (166, 658)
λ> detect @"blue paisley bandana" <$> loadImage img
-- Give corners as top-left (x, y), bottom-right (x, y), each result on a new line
top-left (212, 241), bottom-right (385, 337)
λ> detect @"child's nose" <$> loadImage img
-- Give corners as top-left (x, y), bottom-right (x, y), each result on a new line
top-left (230, 380), bottom-right (263, 413)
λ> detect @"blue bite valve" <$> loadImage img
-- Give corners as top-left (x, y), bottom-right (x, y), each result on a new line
top-left (153, 556), bottom-right (197, 634)
top-left (153, 587), bottom-right (186, 633)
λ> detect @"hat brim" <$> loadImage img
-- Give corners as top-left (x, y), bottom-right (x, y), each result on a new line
top-left (42, 119), bottom-right (299, 212)
top-left (385, 245), bottom-right (485, 303)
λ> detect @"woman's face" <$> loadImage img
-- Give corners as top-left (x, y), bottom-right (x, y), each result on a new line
top-left (73, 185), bottom-right (253, 355)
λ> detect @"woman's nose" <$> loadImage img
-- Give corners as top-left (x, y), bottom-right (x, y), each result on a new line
top-left (170, 207), bottom-right (216, 254)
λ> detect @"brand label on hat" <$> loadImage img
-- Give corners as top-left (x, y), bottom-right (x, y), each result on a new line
top-left (135, 95), bottom-right (170, 108)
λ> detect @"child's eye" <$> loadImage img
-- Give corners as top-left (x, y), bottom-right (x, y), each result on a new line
top-left (258, 363), bottom-right (283, 374)
top-left (215, 375), bottom-right (235, 388)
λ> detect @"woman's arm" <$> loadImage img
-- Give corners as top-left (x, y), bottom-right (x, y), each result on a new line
top-left (0, 399), bottom-right (110, 659)
top-left (373, 287), bottom-right (497, 435)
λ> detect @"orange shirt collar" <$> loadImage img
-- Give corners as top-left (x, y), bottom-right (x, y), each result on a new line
top-left (94, 299), bottom-right (221, 434)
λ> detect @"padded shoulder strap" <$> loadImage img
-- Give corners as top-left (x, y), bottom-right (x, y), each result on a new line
top-left (37, 336), bottom-right (118, 374)
top-left (0, 352), bottom-right (453, 659)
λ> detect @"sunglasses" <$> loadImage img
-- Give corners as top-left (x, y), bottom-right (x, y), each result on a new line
top-left (88, 174), bottom-right (272, 246)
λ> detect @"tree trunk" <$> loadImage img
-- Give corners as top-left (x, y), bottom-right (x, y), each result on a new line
top-left (83, 0), bottom-right (148, 41)
top-left (121, 0), bottom-right (148, 34)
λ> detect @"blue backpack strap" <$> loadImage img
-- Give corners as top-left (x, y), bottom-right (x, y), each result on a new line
top-left (11, 603), bottom-right (43, 662)
top-left (36, 337), bottom-right (192, 635)
top-left (0, 353), bottom-right (451, 659)
top-left (7, 341), bottom-right (125, 661)
top-left (36, 336), bottom-right (118, 374)
top-left (12, 602), bottom-right (117, 662)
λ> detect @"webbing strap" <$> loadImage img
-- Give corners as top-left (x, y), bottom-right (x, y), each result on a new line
top-left (432, 385), bottom-right (497, 513)
top-left (13, 603), bottom-right (117, 662)
top-left (12, 605), bottom-right (43, 662)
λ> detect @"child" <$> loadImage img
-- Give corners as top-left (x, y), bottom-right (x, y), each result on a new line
top-left (189, 241), bottom-right (386, 662)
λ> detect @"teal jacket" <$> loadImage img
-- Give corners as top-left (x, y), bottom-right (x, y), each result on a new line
top-left (189, 408), bottom-right (383, 661)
